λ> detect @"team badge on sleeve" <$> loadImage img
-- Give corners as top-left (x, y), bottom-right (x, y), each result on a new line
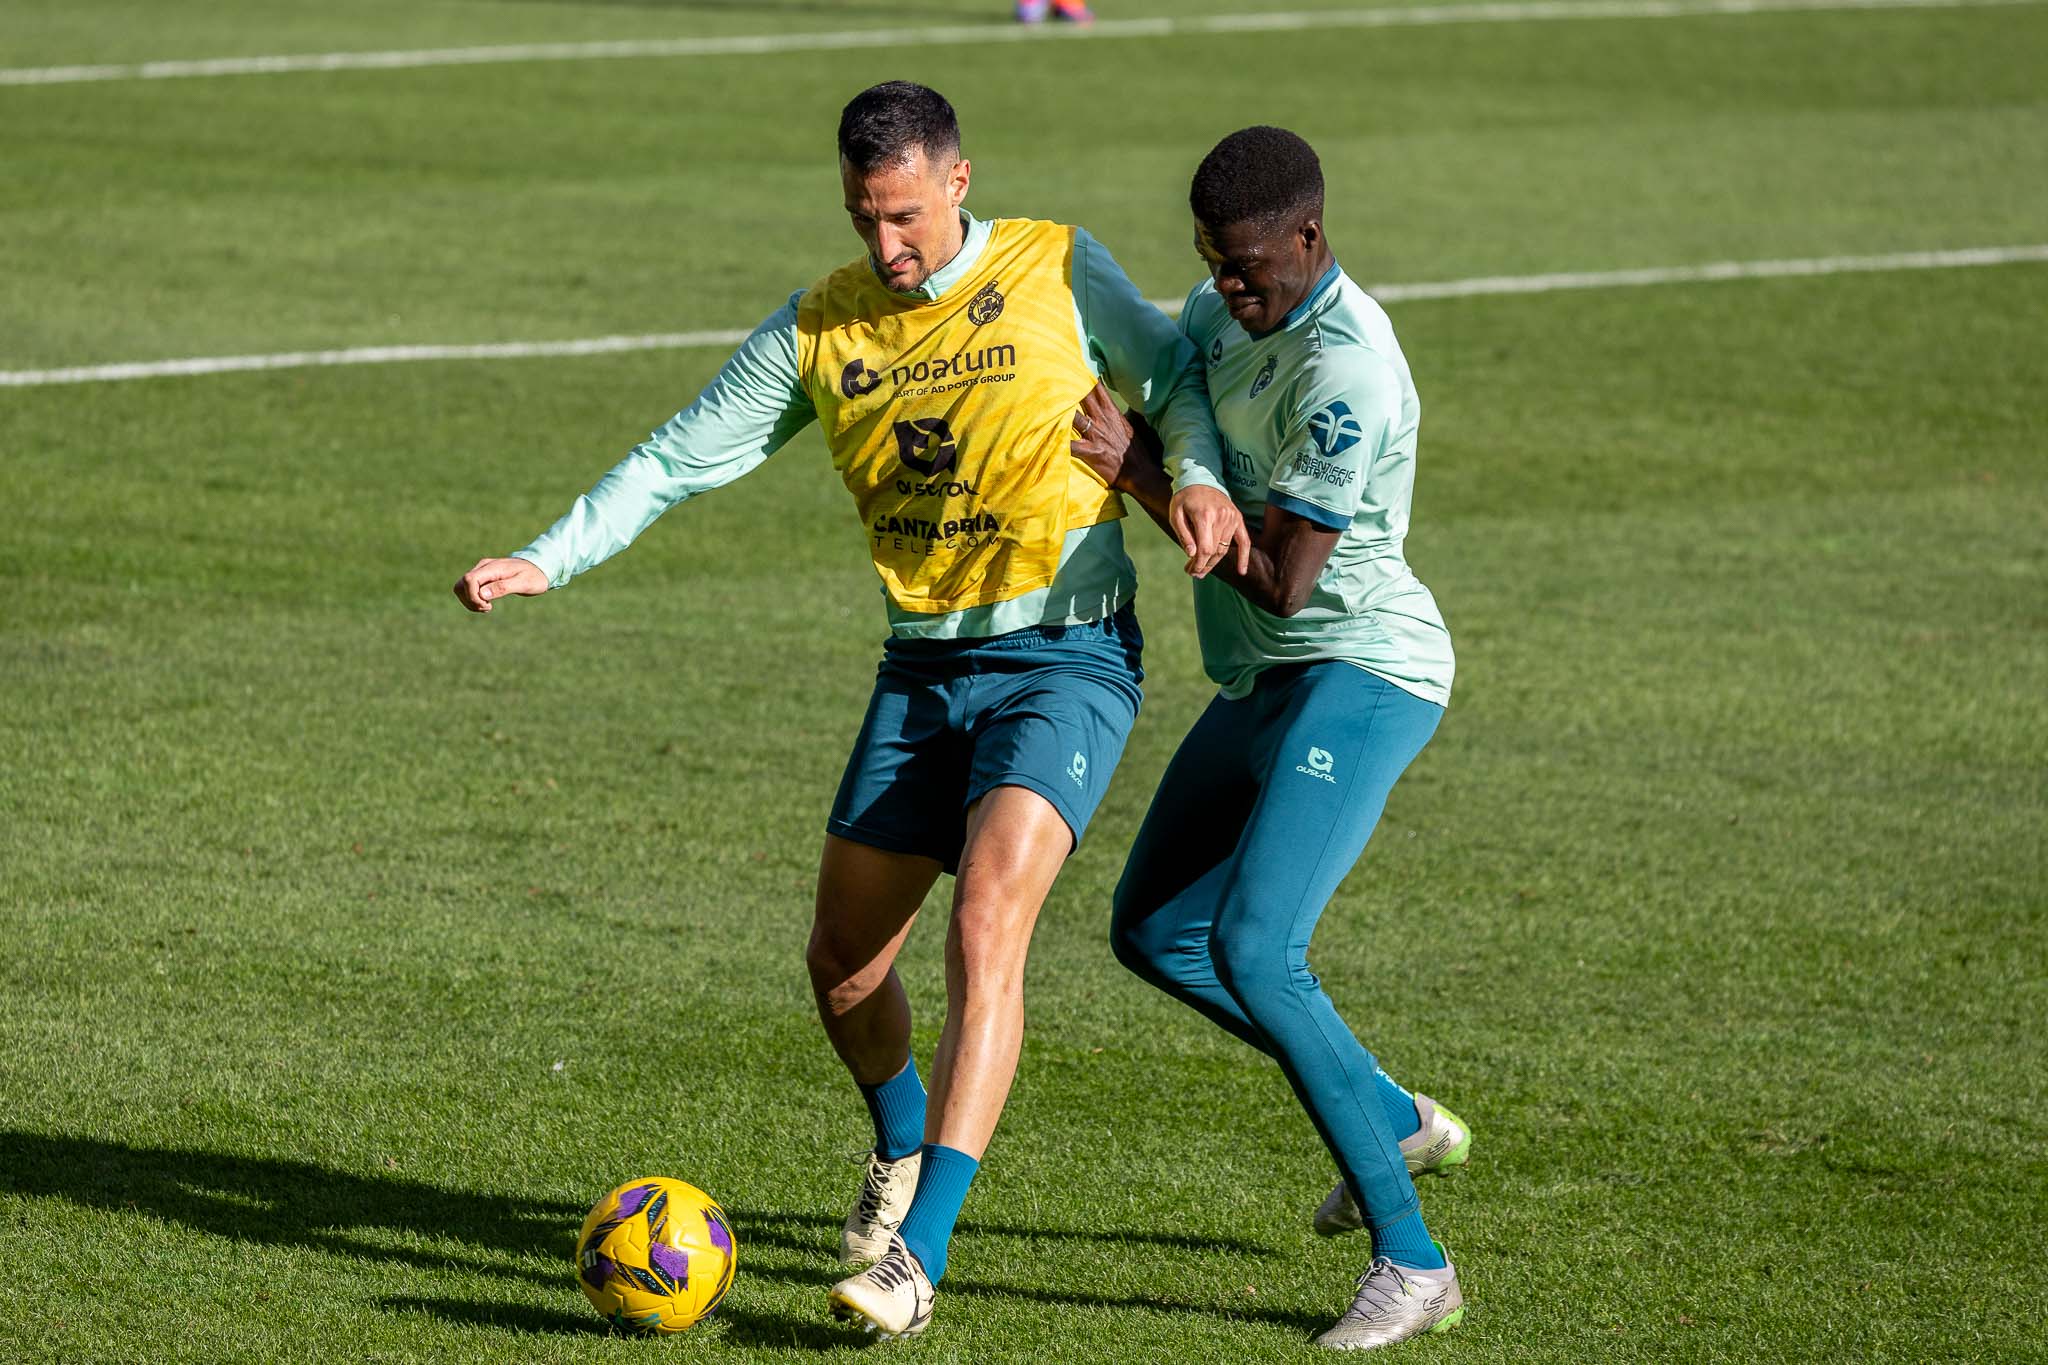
top-left (1307, 401), bottom-right (1364, 457)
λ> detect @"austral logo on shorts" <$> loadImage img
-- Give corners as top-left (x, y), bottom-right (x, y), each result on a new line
top-left (1295, 746), bottom-right (1337, 783)
top-left (967, 280), bottom-right (1005, 325)
top-left (892, 417), bottom-right (958, 475)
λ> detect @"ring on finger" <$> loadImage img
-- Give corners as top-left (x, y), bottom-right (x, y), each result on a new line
top-left (1075, 412), bottom-right (1094, 436)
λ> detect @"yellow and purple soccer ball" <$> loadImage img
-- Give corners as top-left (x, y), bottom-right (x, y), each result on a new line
top-left (575, 1176), bottom-right (736, 1333)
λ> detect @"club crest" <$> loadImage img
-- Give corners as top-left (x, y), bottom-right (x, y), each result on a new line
top-left (967, 280), bottom-right (1005, 325)
top-left (1249, 354), bottom-right (1277, 399)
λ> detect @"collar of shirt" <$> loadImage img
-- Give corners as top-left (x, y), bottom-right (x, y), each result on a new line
top-left (874, 210), bottom-right (993, 302)
top-left (1244, 260), bottom-right (1344, 341)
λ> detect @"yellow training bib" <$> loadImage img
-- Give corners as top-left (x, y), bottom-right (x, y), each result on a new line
top-left (796, 219), bottom-right (1123, 615)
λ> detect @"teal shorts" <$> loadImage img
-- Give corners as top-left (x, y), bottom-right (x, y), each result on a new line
top-left (827, 603), bottom-right (1144, 874)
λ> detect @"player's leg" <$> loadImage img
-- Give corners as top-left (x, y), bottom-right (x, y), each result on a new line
top-left (1206, 667), bottom-right (1447, 1246)
top-left (813, 660), bottom-right (969, 1264)
top-left (1199, 665), bottom-right (1464, 1347)
top-left (1107, 694), bottom-right (1277, 1054)
top-left (830, 608), bottom-right (1142, 1336)
top-left (926, 784), bottom-right (1073, 1156)
top-left (809, 835), bottom-right (940, 1089)
top-left (1313, 1086), bottom-right (1474, 1237)
top-left (827, 784), bottom-right (1070, 1338)
top-left (808, 835), bottom-right (942, 1264)
top-left (1113, 672), bottom-right (1465, 1223)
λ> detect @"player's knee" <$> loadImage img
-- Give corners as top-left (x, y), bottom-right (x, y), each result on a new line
top-left (1108, 913), bottom-right (1157, 981)
top-left (947, 891), bottom-right (1034, 992)
top-left (1109, 904), bottom-right (1174, 987)
top-left (1211, 931), bottom-right (1304, 1025)
top-left (804, 923), bottom-right (868, 1001)
top-left (1110, 863), bottom-right (1167, 956)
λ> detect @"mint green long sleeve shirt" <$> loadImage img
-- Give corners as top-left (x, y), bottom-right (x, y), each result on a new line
top-left (515, 212), bottom-right (1225, 638)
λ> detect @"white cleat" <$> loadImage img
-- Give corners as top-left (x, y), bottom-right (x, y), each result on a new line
top-left (840, 1148), bottom-right (922, 1265)
top-left (828, 1233), bottom-right (935, 1341)
top-left (1314, 1095), bottom-right (1472, 1236)
top-left (1313, 1252), bottom-right (1465, 1350)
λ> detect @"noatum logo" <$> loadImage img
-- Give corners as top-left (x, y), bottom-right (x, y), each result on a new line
top-left (892, 417), bottom-right (958, 476)
top-left (840, 358), bottom-right (882, 400)
top-left (889, 344), bottom-right (1015, 389)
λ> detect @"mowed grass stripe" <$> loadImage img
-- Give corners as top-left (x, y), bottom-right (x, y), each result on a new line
top-left (1, 0), bottom-right (2038, 86)
top-left (4, 245), bottom-right (2044, 389)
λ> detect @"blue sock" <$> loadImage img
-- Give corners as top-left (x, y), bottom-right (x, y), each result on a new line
top-left (1373, 1066), bottom-right (1422, 1143)
top-left (858, 1058), bottom-right (926, 1162)
top-left (1371, 1209), bottom-right (1446, 1270)
top-left (896, 1143), bottom-right (979, 1284)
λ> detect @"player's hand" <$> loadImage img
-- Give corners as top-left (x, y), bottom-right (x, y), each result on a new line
top-left (1069, 381), bottom-right (1136, 489)
top-left (454, 556), bottom-right (550, 613)
top-left (1168, 486), bottom-right (1251, 579)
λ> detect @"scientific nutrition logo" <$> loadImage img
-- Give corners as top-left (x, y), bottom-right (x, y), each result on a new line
top-left (1308, 400), bottom-right (1364, 457)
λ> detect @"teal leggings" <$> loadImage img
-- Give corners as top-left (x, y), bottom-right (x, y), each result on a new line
top-left (1110, 662), bottom-right (1442, 1230)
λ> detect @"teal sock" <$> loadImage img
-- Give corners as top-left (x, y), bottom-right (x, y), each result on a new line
top-left (1371, 1209), bottom-right (1446, 1270)
top-left (1373, 1066), bottom-right (1422, 1143)
top-left (858, 1058), bottom-right (925, 1162)
top-left (896, 1143), bottom-right (979, 1284)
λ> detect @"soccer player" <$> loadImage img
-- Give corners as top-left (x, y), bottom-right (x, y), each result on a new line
top-left (1069, 126), bottom-right (1468, 1350)
top-left (1015, 0), bottom-right (1094, 21)
top-left (453, 83), bottom-right (1244, 1340)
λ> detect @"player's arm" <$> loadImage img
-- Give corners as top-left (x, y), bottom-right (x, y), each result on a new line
top-left (455, 292), bottom-right (816, 613)
top-left (1071, 384), bottom-right (1337, 616)
top-left (1070, 229), bottom-right (1248, 579)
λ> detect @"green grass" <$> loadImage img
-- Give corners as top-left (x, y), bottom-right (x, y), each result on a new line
top-left (3, 2), bottom-right (2045, 1361)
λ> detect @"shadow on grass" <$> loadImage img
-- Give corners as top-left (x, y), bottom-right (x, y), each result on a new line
top-left (380, 1296), bottom-right (609, 1335)
top-left (0, 1130), bottom-right (578, 1287)
top-left (384, 1292), bottom-right (858, 1348)
top-left (731, 1258), bottom-right (1330, 1340)
top-left (3, 1132), bottom-right (1319, 1343)
top-left (727, 1203), bottom-right (1277, 1257)
top-left (728, 1208), bottom-right (1324, 1339)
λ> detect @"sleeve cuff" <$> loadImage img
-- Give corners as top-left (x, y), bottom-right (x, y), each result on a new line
top-left (1169, 461), bottom-right (1227, 496)
top-left (511, 545), bottom-right (566, 589)
top-left (1265, 488), bottom-right (1352, 531)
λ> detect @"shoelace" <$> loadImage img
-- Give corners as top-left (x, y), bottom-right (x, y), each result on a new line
top-left (867, 1248), bottom-right (916, 1292)
top-left (1342, 1258), bottom-right (1413, 1320)
top-left (853, 1155), bottom-right (899, 1223)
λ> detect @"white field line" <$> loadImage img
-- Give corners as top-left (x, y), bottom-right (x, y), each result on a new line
top-left (4, 245), bottom-right (2044, 390)
top-left (1, 0), bottom-right (2038, 87)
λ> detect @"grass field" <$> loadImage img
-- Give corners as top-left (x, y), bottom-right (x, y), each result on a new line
top-left (3, 1), bottom-right (2045, 1361)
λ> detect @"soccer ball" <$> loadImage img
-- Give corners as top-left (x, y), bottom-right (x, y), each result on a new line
top-left (575, 1176), bottom-right (737, 1333)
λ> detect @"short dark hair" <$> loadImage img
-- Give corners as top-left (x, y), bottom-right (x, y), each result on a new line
top-left (1189, 126), bottom-right (1325, 230)
top-left (838, 82), bottom-right (961, 173)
